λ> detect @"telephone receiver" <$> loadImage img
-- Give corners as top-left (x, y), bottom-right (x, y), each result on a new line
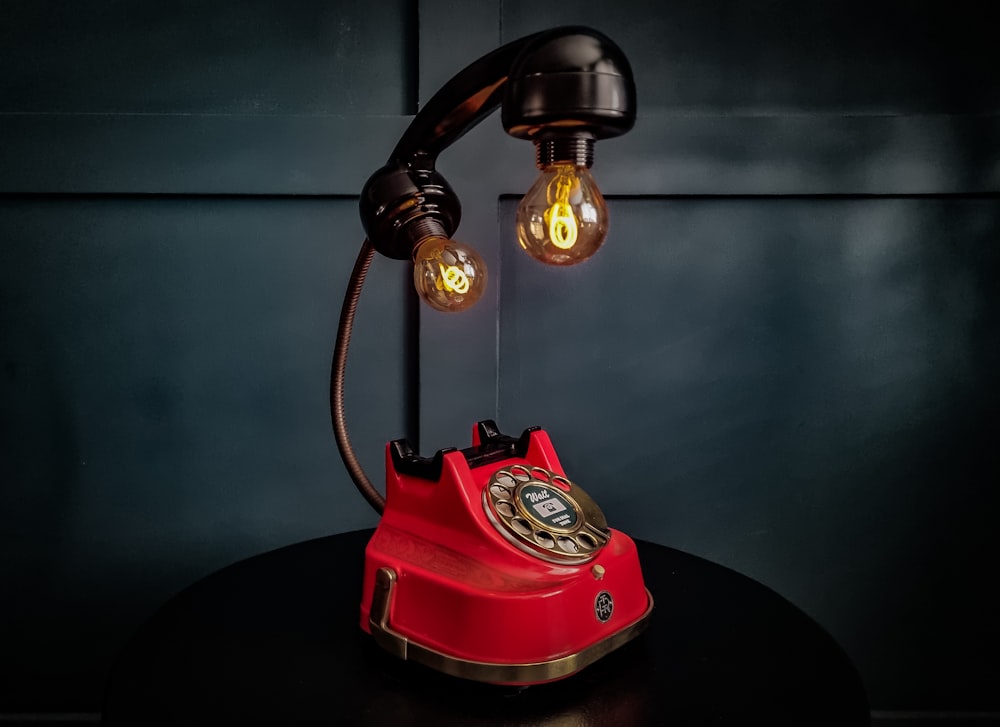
top-left (359, 420), bottom-right (653, 685)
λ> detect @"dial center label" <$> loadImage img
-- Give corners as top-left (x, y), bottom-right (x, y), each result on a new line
top-left (518, 483), bottom-right (578, 529)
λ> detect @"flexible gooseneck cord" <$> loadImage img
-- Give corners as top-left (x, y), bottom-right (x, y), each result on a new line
top-left (329, 239), bottom-right (385, 515)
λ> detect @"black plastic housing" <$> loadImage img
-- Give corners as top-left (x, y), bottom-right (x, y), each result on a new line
top-left (389, 420), bottom-right (540, 482)
top-left (360, 164), bottom-right (461, 261)
top-left (502, 28), bottom-right (636, 141)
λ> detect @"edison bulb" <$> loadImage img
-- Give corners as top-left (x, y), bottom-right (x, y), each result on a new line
top-left (516, 164), bottom-right (609, 265)
top-left (412, 236), bottom-right (487, 313)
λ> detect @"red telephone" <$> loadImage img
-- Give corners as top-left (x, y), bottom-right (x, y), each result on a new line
top-left (359, 420), bottom-right (653, 685)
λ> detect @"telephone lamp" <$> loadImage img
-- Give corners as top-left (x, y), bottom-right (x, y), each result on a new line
top-left (331, 27), bottom-right (652, 685)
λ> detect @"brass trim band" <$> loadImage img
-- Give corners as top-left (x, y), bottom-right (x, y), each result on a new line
top-left (368, 567), bottom-right (655, 684)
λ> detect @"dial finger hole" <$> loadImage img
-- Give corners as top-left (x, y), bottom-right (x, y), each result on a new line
top-left (577, 532), bottom-right (598, 550)
top-left (490, 484), bottom-right (510, 498)
top-left (534, 531), bottom-right (555, 548)
top-left (551, 476), bottom-right (571, 492)
top-left (495, 501), bottom-right (514, 518)
top-left (509, 465), bottom-right (531, 481)
top-left (556, 536), bottom-right (580, 553)
top-left (511, 518), bottom-right (532, 536)
top-left (530, 468), bottom-right (551, 482)
top-left (496, 473), bottom-right (516, 487)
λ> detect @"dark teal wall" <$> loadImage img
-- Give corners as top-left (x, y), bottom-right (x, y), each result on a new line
top-left (1, 0), bottom-right (998, 720)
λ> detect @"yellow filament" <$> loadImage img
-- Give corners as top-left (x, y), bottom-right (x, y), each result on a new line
top-left (546, 170), bottom-right (579, 250)
top-left (438, 263), bottom-right (470, 294)
top-left (547, 202), bottom-right (578, 249)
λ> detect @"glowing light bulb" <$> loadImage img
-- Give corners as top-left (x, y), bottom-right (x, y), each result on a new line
top-left (516, 164), bottom-right (608, 265)
top-left (412, 236), bottom-right (487, 313)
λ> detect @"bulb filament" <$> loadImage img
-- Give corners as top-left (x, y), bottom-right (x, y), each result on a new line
top-left (546, 170), bottom-right (579, 250)
top-left (438, 263), bottom-right (470, 294)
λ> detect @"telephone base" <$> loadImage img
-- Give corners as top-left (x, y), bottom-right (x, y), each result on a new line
top-left (357, 421), bottom-right (653, 685)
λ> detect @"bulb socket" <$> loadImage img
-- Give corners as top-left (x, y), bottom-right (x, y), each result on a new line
top-left (535, 136), bottom-right (595, 169)
top-left (405, 217), bottom-right (449, 255)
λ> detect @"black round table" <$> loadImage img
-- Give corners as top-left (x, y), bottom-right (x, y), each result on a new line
top-left (104, 529), bottom-right (868, 725)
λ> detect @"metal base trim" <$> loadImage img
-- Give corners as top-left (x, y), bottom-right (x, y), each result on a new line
top-left (368, 567), bottom-right (654, 684)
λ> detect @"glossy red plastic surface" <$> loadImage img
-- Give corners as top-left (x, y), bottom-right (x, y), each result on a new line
top-left (358, 425), bottom-right (649, 682)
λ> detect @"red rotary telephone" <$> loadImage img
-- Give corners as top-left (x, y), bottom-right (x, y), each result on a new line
top-left (358, 420), bottom-right (653, 685)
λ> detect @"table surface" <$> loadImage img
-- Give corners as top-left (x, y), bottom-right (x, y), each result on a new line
top-left (104, 528), bottom-right (869, 725)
